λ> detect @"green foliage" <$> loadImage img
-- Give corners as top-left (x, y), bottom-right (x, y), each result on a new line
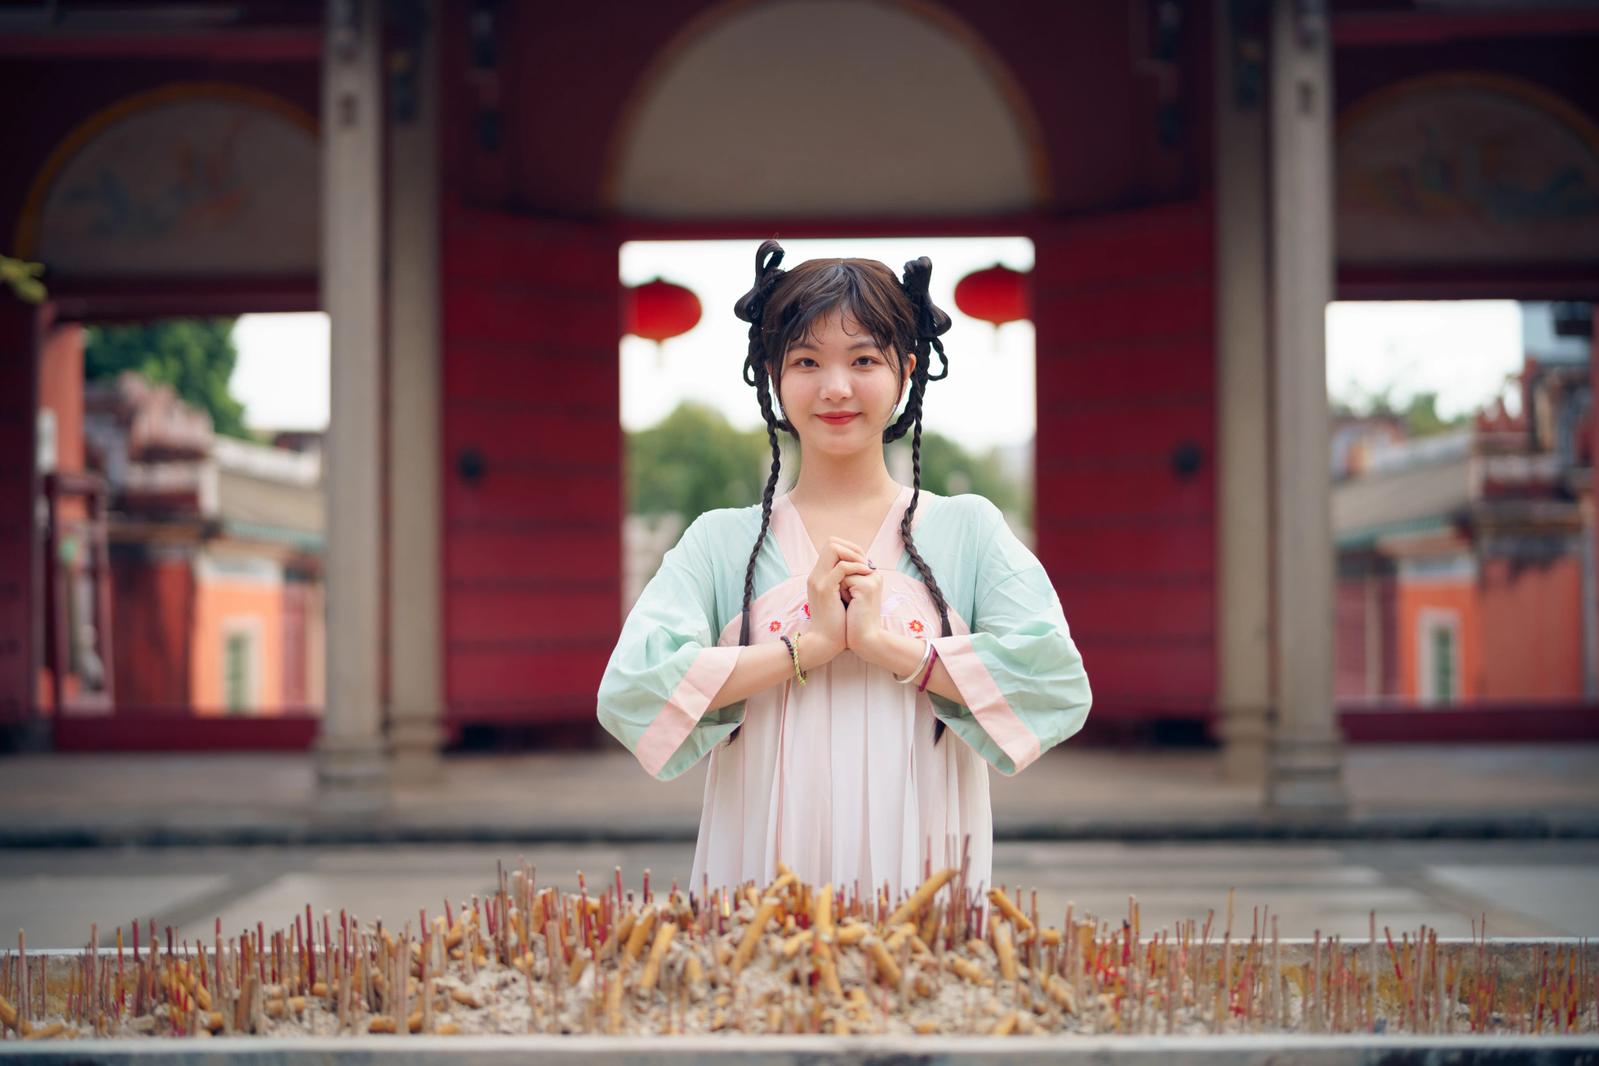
top-left (84, 318), bottom-right (249, 438)
top-left (1399, 391), bottom-right (1467, 437)
top-left (627, 401), bottom-right (1030, 528)
top-left (627, 402), bottom-right (774, 521)
top-left (1332, 384), bottom-right (1469, 439)
top-left (898, 431), bottom-right (1028, 526)
top-left (1, 254), bottom-right (46, 304)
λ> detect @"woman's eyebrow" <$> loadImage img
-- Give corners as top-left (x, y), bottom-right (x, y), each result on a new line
top-left (790, 339), bottom-right (881, 352)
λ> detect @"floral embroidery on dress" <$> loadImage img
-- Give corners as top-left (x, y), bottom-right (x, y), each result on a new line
top-left (802, 602), bottom-right (810, 619)
top-left (768, 620), bottom-right (782, 633)
top-left (908, 619), bottom-right (925, 634)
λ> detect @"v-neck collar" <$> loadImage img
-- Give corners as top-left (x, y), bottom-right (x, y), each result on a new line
top-left (771, 483), bottom-right (916, 577)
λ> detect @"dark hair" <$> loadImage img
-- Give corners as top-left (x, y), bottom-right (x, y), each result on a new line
top-left (727, 239), bottom-right (955, 744)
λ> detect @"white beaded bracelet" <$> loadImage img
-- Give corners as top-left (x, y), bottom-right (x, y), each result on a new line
top-left (894, 639), bottom-right (933, 684)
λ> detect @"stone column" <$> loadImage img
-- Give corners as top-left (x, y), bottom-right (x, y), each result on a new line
top-left (1265, 0), bottom-right (1347, 813)
top-left (386, 0), bottom-right (446, 782)
top-left (1214, 0), bottom-right (1271, 785)
top-left (316, 0), bottom-right (389, 814)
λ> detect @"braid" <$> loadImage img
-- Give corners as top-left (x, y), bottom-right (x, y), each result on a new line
top-left (726, 389), bottom-right (782, 747)
top-left (899, 400), bottom-right (955, 744)
top-left (727, 240), bottom-right (791, 746)
top-left (884, 256), bottom-right (949, 443)
top-left (895, 255), bottom-right (956, 745)
top-left (883, 337), bottom-right (929, 443)
top-left (739, 372), bottom-right (786, 647)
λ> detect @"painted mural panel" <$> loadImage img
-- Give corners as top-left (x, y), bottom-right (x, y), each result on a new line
top-left (20, 84), bottom-right (318, 278)
top-left (1337, 73), bottom-right (1599, 265)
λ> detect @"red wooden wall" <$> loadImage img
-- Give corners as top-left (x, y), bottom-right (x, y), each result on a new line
top-left (1032, 201), bottom-right (1216, 721)
top-left (0, 300), bottom-right (38, 734)
top-left (439, 207), bottom-right (623, 730)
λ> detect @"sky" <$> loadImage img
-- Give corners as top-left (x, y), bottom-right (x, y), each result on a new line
top-left (1325, 300), bottom-right (1524, 420)
top-left (227, 254), bottom-right (1528, 444)
top-left (231, 311), bottom-right (330, 431)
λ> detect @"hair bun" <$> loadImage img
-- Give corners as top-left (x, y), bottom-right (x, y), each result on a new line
top-left (900, 255), bottom-right (953, 340)
top-left (733, 239), bottom-right (786, 324)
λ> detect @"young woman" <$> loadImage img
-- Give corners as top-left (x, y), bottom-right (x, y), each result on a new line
top-left (597, 239), bottom-right (1091, 905)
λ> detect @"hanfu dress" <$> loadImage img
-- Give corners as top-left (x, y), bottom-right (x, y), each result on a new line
top-left (596, 485), bottom-right (1092, 905)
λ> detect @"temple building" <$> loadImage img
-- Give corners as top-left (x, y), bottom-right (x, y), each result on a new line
top-left (1, 0), bottom-right (1595, 811)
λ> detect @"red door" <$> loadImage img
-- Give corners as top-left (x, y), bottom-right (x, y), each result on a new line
top-left (440, 207), bottom-right (622, 734)
top-left (1031, 200), bottom-right (1217, 726)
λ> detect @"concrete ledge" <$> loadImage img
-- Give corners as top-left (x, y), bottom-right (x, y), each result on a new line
top-left (3, 1034), bottom-right (1599, 1064)
top-left (4, 813), bottom-right (1599, 849)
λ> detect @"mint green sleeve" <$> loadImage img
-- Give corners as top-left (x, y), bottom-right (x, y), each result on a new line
top-left (927, 499), bottom-right (1093, 775)
top-left (595, 514), bottom-right (745, 781)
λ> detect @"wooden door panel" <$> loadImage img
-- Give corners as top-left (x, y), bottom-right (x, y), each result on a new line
top-left (1033, 200), bottom-right (1217, 720)
top-left (441, 208), bottom-right (620, 730)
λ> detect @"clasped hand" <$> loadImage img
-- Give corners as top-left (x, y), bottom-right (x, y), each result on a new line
top-left (802, 536), bottom-right (890, 668)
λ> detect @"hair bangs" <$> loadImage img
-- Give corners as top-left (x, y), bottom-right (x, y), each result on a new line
top-left (763, 259), bottom-right (914, 379)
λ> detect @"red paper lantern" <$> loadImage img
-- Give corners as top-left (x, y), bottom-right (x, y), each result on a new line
top-left (954, 264), bottom-right (1029, 327)
top-left (626, 277), bottom-right (702, 342)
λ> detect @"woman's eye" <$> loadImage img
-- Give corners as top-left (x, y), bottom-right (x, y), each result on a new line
top-left (787, 354), bottom-right (880, 366)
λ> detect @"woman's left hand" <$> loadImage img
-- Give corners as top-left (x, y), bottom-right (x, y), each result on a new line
top-left (841, 569), bottom-right (886, 663)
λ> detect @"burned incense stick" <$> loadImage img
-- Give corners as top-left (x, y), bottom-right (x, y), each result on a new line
top-left (4, 862), bottom-right (1593, 1041)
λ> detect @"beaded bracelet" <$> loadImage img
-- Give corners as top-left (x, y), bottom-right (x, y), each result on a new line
top-left (779, 633), bottom-right (807, 685)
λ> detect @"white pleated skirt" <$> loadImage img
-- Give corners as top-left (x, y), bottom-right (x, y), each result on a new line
top-left (689, 567), bottom-right (993, 907)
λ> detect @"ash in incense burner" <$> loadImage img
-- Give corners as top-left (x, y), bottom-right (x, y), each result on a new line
top-left (2, 857), bottom-right (1594, 1040)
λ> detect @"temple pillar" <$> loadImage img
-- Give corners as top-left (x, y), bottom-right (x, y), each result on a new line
top-left (1214, 0), bottom-right (1272, 785)
top-left (386, 0), bottom-right (446, 783)
top-left (315, 0), bottom-right (390, 814)
top-left (1264, 0), bottom-right (1348, 813)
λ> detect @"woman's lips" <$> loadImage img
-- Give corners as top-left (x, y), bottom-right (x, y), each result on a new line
top-left (817, 413), bottom-right (860, 424)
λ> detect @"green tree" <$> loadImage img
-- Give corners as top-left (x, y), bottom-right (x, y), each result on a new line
top-left (628, 402), bottom-right (1031, 528)
top-left (897, 430), bottom-right (1027, 525)
top-left (627, 402), bottom-right (773, 522)
top-left (1399, 390), bottom-right (1467, 437)
top-left (84, 318), bottom-right (249, 438)
top-left (1331, 383), bottom-right (1468, 439)
top-left (1, 253), bottom-right (46, 304)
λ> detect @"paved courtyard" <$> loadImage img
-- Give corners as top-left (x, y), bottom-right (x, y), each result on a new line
top-left (4, 744), bottom-right (1596, 951)
top-left (3, 744), bottom-right (1597, 843)
top-left (3, 838), bottom-right (1596, 950)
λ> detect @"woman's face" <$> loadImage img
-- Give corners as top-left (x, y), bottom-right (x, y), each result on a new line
top-left (773, 308), bottom-right (915, 458)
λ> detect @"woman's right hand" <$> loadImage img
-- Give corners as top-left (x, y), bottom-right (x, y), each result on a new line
top-left (804, 536), bottom-right (872, 666)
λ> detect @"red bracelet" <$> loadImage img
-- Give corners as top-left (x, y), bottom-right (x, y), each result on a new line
top-left (916, 645), bottom-right (940, 692)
